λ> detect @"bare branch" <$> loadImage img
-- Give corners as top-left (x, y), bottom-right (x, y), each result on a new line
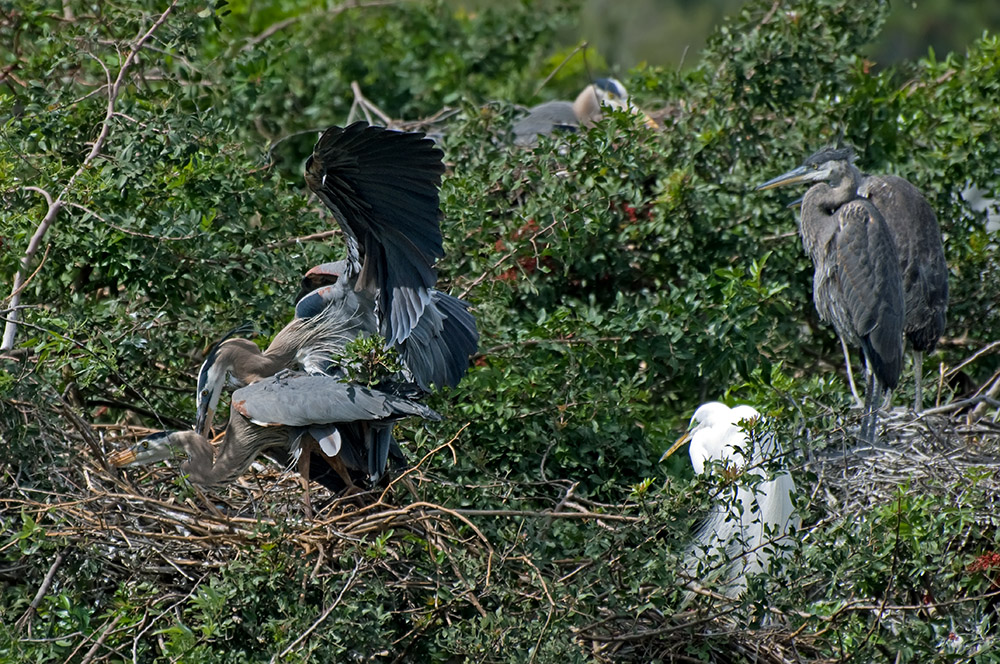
top-left (1, 2), bottom-right (179, 351)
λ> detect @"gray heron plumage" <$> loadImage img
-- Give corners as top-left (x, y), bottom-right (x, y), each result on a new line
top-left (195, 123), bottom-right (477, 438)
top-left (757, 147), bottom-right (905, 444)
top-left (512, 78), bottom-right (652, 146)
top-left (113, 373), bottom-right (439, 499)
top-left (295, 260), bottom-right (478, 391)
top-left (858, 173), bottom-right (948, 410)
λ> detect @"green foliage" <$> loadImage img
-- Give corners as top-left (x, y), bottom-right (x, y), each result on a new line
top-left (2, 0), bottom-right (1000, 661)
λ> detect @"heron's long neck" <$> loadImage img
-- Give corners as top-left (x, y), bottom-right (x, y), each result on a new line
top-left (573, 86), bottom-right (603, 125)
top-left (181, 418), bottom-right (287, 487)
top-left (215, 339), bottom-right (285, 385)
top-left (812, 164), bottom-right (862, 214)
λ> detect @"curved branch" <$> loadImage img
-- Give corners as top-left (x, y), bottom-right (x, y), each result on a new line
top-left (1, 1), bottom-right (179, 351)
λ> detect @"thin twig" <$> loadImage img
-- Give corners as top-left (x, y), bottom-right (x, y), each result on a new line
top-left (271, 558), bottom-right (362, 662)
top-left (1, 1), bottom-right (179, 351)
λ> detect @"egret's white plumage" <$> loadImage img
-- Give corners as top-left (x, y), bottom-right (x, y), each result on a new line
top-left (663, 402), bottom-right (799, 600)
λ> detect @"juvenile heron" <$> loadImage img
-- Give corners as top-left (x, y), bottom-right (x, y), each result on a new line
top-left (512, 78), bottom-right (651, 146)
top-left (113, 373), bottom-right (439, 510)
top-left (757, 147), bottom-right (905, 444)
top-left (859, 171), bottom-right (948, 411)
top-left (661, 402), bottom-right (798, 601)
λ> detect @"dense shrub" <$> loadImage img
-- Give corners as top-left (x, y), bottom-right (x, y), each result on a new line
top-left (2, 0), bottom-right (999, 661)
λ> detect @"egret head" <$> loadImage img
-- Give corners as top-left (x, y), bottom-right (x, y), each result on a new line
top-left (660, 402), bottom-right (763, 474)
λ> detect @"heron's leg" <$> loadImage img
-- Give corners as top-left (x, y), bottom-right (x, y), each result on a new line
top-left (866, 371), bottom-right (880, 446)
top-left (319, 453), bottom-right (363, 495)
top-left (839, 335), bottom-right (864, 407)
top-left (296, 441), bottom-right (315, 519)
top-left (859, 368), bottom-right (875, 445)
top-left (913, 350), bottom-right (924, 412)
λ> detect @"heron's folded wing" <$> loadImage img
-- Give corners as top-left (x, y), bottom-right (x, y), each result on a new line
top-left (232, 374), bottom-right (440, 427)
top-left (834, 201), bottom-right (904, 389)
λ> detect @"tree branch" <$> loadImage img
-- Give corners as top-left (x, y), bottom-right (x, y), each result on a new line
top-left (1, 1), bottom-right (178, 351)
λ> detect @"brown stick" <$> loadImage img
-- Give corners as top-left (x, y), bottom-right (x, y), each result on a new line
top-left (15, 551), bottom-right (65, 633)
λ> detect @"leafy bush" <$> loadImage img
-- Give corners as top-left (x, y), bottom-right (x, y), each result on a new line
top-left (2, 0), bottom-right (999, 661)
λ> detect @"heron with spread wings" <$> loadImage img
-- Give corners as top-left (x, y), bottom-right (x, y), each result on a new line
top-left (192, 124), bottom-right (478, 469)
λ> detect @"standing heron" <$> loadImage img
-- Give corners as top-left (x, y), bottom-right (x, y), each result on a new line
top-left (112, 373), bottom-right (439, 511)
top-left (661, 402), bottom-right (798, 601)
top-left (511, 78), bottom-right (652, 146)
top-left (859, 171), bottom-right (948, 411)
top-left (757, 147), bottom-right (905, 444)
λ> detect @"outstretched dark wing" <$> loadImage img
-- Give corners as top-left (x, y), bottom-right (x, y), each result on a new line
top-left (399, 289), bottom-right (479, 390)
top-left (304, 122), bottom-right (446, 347)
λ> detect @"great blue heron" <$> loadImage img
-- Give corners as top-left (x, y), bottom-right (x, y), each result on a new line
top-left (112, 373), bottom-right (439, 510)
top-left (194, 123), bottom-right (478, 437)
top-left (304, 122), bottom-right (446, 350)
top-left (194, 287), bottom-right (370, 439)
top-left (511, 78), bottom-right (651, 146)
top-left (295, 260), bottom-right (478, 390)
top-left (195, 259), bottom-right (478, 438)
top-left (858, 172), bottom-right (948, 411)
top-left (661, 402), bottom-right (798, 601)
top-left (757, 147), bottom-right (905, 444)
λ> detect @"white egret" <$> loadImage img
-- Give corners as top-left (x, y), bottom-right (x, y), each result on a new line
top-left (662, 402), bottom-right (799, 600)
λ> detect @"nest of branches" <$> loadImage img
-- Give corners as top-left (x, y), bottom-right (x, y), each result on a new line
top-left (4, 388), bottom-right (1000, 662)
top-left (804, 404), bottom-right (1000, 521)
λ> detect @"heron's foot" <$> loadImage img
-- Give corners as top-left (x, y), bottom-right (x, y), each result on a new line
top-left (273, 368), bottom-right (294, 382)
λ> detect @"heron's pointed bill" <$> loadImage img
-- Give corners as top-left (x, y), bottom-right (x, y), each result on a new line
top-left (109, 432), bottom-right (177, 467)
top-left (196, 406), bottom-right (215, 440)
top-left (660, 431), bottom-right (692, 462)
top-left (755, 164), bottom-right (817, 191)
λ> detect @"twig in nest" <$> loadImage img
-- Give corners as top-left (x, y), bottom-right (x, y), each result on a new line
top-left (15, 551), bottom-right (65, 634)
